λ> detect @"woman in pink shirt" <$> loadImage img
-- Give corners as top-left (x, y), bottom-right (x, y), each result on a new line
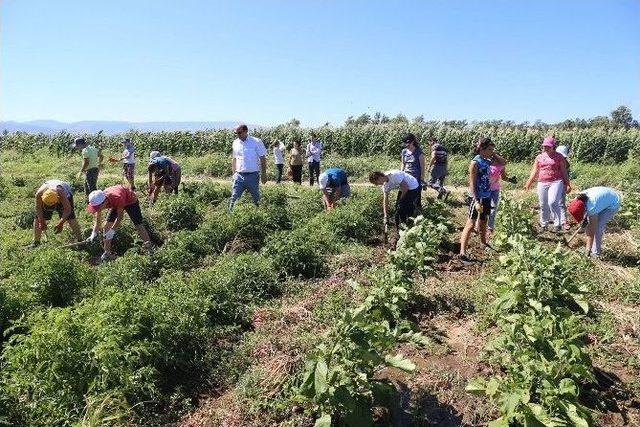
top-left (525, 136), bottom-right (572, 232)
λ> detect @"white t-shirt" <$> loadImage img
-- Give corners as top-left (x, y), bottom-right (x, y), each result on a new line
top-left (382, 170), bottom-right (419, 193)
top-left (45, 179), bottom-right (72, 198)
top-left (232, 135), bottom-right (268, 173)
top-left (306, 140), bottom-right (322, 163)
top-left (273, 142), bottom-right (285, 165)
top-left (122, 146), bottom-right (135, 164)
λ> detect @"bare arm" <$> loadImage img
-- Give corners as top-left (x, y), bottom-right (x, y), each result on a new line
top-left (322, 189), bottom-right (332, 210)
top-left (232, 158), bottom-right (237, 174)
top-left (35, 186), bottom-right (45, 223)
top-left (525, 160), bottom-right (539, 190)
top-left (382, 191), bottom-right (389, 219)
top-left (93, 210), bottom-right (103, 234)
top-left (559, 157), bottom-right (571, 193)
top-left (81, 158), bottom-right (89, 173)
top-left (429, 151), bottom-right (436, 169)
top-left (112, 208), bottom-right (124, 229)
top-left (419, 154), bottom-right (426, 183)
top-left (469, 162), bottom-right (479, 199)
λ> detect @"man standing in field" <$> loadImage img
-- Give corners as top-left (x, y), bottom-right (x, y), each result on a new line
top-left (306, 133), bottom-right (323, 186)
top-left (73, 137), bottom-right (103, 200)
top-left (229, 124), bottom-right (267, 211)
top-left (318, 167), bottom-right (350, 210)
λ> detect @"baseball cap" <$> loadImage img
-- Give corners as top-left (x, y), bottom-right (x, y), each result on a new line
top-left (87, 190), bottom-right (106, 213)
top-left (568, 198), bottom-right (586, 222)
top-left (542, 136), bottom-right (556, 147)
top-left (121, 137), bottom-right (131, 144)
top-left (149, 151), bottom-right (160, 160)
top-left (556, 145), bottom-right (569, 158)
top-left (42, 189), bottom-right (60, 206)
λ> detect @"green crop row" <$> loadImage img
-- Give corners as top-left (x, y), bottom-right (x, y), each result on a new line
top-left (293, 206), bottom-right (453, 426)
top-left (2, 122), bottom-right (640, 163)
top-left (467, 204), bottom-right (597, 425)
top-left (0, 181), bottom-right (390, 426)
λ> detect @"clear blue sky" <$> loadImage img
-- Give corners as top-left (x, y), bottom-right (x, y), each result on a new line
top-left (2, 0), bottom-right (638, 126)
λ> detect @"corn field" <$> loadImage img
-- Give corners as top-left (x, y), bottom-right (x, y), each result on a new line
top-left (1, 123), bottom-right (639, 163)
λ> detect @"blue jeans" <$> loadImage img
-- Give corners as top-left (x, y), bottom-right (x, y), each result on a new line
top-left (229, 172), bottom-right (260, 211)
top-left (487, 189), bottom-right (500, 230)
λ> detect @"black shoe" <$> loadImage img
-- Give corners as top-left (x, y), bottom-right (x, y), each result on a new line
top-left (459, 254), bottom-right (476, 266)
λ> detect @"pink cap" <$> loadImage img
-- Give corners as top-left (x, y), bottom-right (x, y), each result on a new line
top-left (542, 136), bottom-right (556, 147)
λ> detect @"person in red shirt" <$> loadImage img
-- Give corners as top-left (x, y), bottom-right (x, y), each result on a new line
top-left (86, 185), bottom-right (152, 261)
top-left (524, 136), bottom-right (571, 233)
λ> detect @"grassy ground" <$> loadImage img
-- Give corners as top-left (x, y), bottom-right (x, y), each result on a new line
top-left (1, 150), bottom-right (638, 426)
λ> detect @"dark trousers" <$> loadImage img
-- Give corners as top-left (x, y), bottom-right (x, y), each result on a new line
top-left (395, 189), bottom-right (419, 225)
top-left (309, 161), bottom-right (320, 186)
top-left (291, 165), bottom-right (303, 184)
top-left (275, 164), bottom-right (284, 183)
top-left (85, 167), bottom-right (99, 198)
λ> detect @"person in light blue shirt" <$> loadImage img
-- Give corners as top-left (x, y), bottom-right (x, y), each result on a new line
top-left (567, 186), bottom-right (621, 256)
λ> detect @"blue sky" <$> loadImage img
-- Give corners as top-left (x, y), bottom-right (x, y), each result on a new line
top-left (2, 0), bottom-right (638, 126)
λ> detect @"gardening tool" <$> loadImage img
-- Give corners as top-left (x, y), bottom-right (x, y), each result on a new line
top-left (563, 219), bottom-right (587, 246)
top-left (59, 240), bottom-right (89, 249)
top-left (286, 194), bottom-right (301, 199)
top-left (382, 218), bottom-right (389, 244)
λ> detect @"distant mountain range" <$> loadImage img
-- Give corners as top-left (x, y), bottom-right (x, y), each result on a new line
top-left (0, 120), bottom-right (259, 134)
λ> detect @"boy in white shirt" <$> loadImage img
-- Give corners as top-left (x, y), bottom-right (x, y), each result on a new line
top-left (272, 141), bottom-right (286, 183)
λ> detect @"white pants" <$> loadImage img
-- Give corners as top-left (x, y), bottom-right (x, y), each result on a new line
top-left (537, 180), bottom-right (564, 227)
top-left (591, 206), bottom-right (619, 255)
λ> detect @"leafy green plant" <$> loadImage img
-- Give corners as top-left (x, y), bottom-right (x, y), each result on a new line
top-left (467, 235), bottom-right (595, 427)
top-left (14, 209), bottom-right (35, 230)
top-left (160, 196), bottom-right (202, 231)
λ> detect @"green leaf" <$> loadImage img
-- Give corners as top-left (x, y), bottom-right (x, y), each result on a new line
top-left (488, 416), bottom-right (510, 427)
top-left (465, 378), bottom-right (487, 395)
top-left (315, 413), bottom-right (332, 427)
top-left (385, 353), bottom-right (415, 372)
top-left (315, 358), bottom-right (328, 395)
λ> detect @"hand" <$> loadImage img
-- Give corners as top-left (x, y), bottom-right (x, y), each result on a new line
top-left (86, 230), bottom-right (98, 243)
top-left (566, 183), bottom-right (572, 194)
top-left (524, 181), bottom-right (532, 191)
top-left (474, 199), bottom-right (483, 213)
top-left (53, 221), bottom-right (64, 234)
top-left (108, 156), bottom-right (118, 163)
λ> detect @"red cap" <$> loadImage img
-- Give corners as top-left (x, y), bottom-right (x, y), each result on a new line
top-left (568, 199), bottom-right (586, 222)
